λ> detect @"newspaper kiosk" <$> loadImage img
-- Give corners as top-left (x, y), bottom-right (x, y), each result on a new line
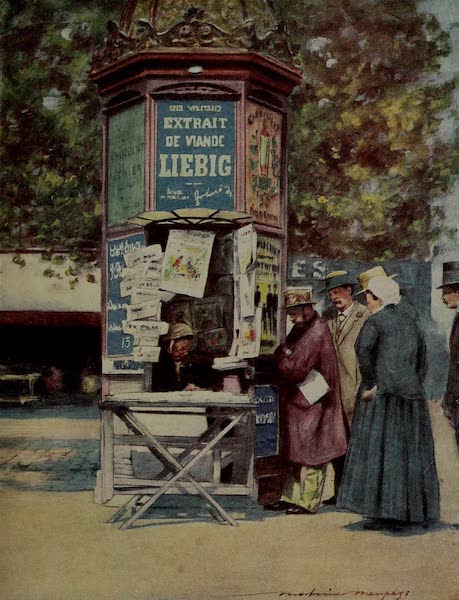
top-left (91, 0), bottom-right (301, 527)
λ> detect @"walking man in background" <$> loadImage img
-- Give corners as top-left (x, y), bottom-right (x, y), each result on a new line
top-left (322, 271), bottom-right (370, 505)
top-left (438, 261), bottom-right (459, 449)
top-left (265, 288), bottom-right (348, 515)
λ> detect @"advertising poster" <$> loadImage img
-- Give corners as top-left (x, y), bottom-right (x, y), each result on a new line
top-left (255, 235), bottom-right (282, 355)
top-left (253, 385), bottom-right (279, 458)
top-left (107, 103), bottom-right (145, 226)
top-left (237, 307), bottom-right (262, 359)
top-left (246, 103), bottom-right (282, 228)
top-left (160, 229), bottom-right (215, 298)
top-left (106, 233), bottom-right (144, 356)
top-left (156, 100), bottom-right (235, 211)
top-left (105, 233), bottom-right (145, 373)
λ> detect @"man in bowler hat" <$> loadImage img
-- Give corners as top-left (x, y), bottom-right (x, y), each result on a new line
top-left (264, 288), bottom-right (348, 514)
top-left (322, 271), bottom-right (370, 504)
top-left (438, 261), bottom-right (459, 448)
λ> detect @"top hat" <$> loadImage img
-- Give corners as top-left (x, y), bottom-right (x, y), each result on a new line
top-left (356, 266), bottom-right (397, 294)
top-left (324, 270), bottom-right (356, 292)
top-left (437, 261), bottom-right (459, 289)
top-left (283, 288), bottom-right (316, 309)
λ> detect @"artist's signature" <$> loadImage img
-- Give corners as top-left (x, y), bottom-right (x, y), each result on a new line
top-left (232, 590), bottom-right (410, 600)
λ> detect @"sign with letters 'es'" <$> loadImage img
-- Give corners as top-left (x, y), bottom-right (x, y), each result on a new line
top-left (156, 100), bottom-right (235, 211)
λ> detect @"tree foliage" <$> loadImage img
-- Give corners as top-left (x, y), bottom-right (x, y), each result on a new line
top-left (274, 0), bottom-right (456, 260)
top-left (1, 0), bottom-right (456, 266)
top-left (0, 0), bottom-right (124, 272)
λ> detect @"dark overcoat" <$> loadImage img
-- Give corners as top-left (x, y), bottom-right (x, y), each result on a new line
top-left (443, 313), bottom-right (459, 445)
top-left (273, 312), bottom-right (348, 467)
top-left (337, 304), bottom-right (440, 523)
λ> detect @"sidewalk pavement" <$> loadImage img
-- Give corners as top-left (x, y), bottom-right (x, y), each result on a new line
top-left (0, 400), bottom-right (457, 600)
top-left (0, 404), bottom-right (99, 492)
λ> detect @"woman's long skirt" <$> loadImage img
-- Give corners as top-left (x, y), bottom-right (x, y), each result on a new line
top-left (337, 393), bottom-right (440, 523)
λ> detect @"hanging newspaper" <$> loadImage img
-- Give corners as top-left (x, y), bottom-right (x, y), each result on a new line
top-left (126, 299), bottom-right (162, 321)
top-left (234, 224), bottom-right (257, 275)
top-left (161, 229), bottom-right (215, 298)
top-left (237, 271), bottom-right (256, 318)
top-left (233, 225), bottom-right (256, 319)
top-left (237, 307), bottom-right (262, 359)
top-left (133, 346), bottom-right (161, 362)
top-left (123, 244), bottom-right (162, 268)
top-left (122, 320), bottom-right (169, 336)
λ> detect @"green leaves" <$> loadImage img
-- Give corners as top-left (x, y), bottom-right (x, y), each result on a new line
top-left (2, 0), bottom-right (455, 270)
top-left (276, 0), bottom-right (455, 260)
top-left (1, 0), bottom-right (124, 259)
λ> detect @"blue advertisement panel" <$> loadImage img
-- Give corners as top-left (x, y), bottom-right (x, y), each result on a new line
top-left (106, 233), bottom-right (144, 363)
top-left (156, 100), bottom-right (235, 211)
top-left (253, 385), bottom-right (279, 458)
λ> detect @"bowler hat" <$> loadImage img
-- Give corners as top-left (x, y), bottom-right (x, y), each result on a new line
top-left (437, 261), bottom-right (459, 289)
top-left (324, 270), bottom-right (355, 292)
top-left (356, 266), bottom-right (397, 294)
top-left (283, 288), bottom-right (316, 309)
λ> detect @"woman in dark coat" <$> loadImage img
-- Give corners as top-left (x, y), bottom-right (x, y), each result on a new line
top-left (337, 276), bottom-right (440, 530)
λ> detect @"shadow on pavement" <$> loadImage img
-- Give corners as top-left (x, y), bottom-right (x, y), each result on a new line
top-left (344, 518), bottom-right (456, 536)
top-left (105, 495), bottom-right (283, 528)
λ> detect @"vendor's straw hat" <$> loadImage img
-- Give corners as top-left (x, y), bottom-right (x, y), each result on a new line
top-left (163, 322), bottom-right (194, 341)
top-left (323, 270), bottom-right (356, 292)
top-left (437, 261), bottom-right (459, 289)
top-left (356, 266), bottom-right (397, 294)
top-left (283, 288), bottom-right (316, 309)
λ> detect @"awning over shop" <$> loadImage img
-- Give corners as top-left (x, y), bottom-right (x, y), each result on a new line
top-left (129, 208), bottom-right (253, 227)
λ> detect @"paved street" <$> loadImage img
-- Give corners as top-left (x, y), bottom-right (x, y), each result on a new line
top-left (0, 404), bottom-right (99, 491)
top-left (0, 400), bottom-right (457, 600)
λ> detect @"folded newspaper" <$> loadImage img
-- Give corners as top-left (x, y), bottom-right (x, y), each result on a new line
top-left (297, 369), bottom-right (330, 405)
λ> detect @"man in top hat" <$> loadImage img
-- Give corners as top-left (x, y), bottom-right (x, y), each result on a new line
top-left (322, 271), bottom-right (370, 505)
top-left (264, 288), bottom-right (348, 515)
top-left (438, 261), bottom-right (459, 448)
top-left (357, 265), bottom-right (419, 322)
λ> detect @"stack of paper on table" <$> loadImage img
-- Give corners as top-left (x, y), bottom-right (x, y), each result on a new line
top-left (212, 356), bottom-right (249, 371)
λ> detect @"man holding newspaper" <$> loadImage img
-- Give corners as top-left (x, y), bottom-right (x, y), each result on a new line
top-left (265, 288), bottom-right (348, 515)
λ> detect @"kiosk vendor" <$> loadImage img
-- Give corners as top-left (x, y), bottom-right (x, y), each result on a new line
top-left (150, 321), bottom-right (216, 392)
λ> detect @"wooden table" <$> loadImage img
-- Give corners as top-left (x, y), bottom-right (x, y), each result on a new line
top-left (98, 391), bottom-right (257, 529)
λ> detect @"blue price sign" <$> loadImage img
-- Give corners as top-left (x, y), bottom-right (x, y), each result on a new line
top-left (156, 100), bottom-right (235, 211)
top-left (253, 385), bottom-right (279, 458)
top-left (106, 233), bottom-right (144, 361)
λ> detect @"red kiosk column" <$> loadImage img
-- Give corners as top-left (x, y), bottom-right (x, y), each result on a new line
top-left (91, 1), bottom-right (301, 509)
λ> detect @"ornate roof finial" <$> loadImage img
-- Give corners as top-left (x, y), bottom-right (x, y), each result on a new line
top-left (92, 0), bottom-right (299, 70)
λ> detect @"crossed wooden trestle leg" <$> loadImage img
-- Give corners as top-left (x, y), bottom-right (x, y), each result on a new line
top-left (108, 409), bottom-right (245, 529)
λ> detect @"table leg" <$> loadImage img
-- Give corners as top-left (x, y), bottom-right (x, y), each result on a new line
top-left (119, 411), bottom-right (245, 528)
top-left (156, 418), bottom-right (226, 480)
top-left (100, 407), bottom-right (114, 503)
top-left (108, 494), bottom-right (143, 523)
top-left (232, 410), bottom-right (256, 485)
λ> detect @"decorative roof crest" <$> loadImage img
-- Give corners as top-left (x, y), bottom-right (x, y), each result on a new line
top-left (92, 3), bottom-right (299, 70)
